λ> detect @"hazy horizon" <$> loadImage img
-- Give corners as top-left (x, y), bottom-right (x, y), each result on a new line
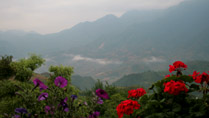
top-left (0, 0), bottom-right (185, 34)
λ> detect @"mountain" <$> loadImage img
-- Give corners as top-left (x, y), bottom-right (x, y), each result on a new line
top-left (72, 0), bottom-right (209, 60)
top-left (0, 0), bottom-right (209, 80)
top-left (113, 71), bottom-right (164, 88)
top-left (71, 75), bottom-right (96, 90)
top-left (0, 40), bottom-right (15, 56)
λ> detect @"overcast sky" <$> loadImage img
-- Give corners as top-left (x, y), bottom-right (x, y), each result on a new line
top-left (0, 0), bottom-right (185, 34)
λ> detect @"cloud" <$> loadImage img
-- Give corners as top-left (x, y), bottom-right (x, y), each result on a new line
top-left (143, 56), bottom-right (166, 63)
top-left (0, 0), bottom-right (185, 34)
top-left (44, 57), bottom-right (55, 63)
top-left (98, 42), bottom-right (104, 49)
top-left (72, 55), bottom-right (122, 65)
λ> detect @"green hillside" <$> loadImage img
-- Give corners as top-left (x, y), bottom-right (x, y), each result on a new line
top-left (113, 71), bottom-right (165, 88)
top-left (71, 75), bottom-right (96, 90)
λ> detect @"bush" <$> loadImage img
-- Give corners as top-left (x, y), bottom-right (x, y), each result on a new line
top-left (10, 54), bottom-right (45, 81)
top-left (0, 55), bottom-right (14, 80)
top-left (49, 65), bottom-right (73, 82)
top-left (0, 80), bottom-right (34, 116)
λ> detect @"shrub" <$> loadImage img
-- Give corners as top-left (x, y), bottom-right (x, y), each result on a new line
top-left (0, 55), bottom-right (14, 80)
top-left (10, 54), bottom-right (45, 81)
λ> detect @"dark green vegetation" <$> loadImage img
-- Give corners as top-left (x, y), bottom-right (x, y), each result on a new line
top-left (10, 54), bottom-right (45, 81)
top-left (48, 65), bottom-right (73, 82)
top-left (0, 54), bottom-right (45, 81)
top-left (0, 55), bottom-right (14, 80)
top-left (0, 80), bottom-right (34, 116)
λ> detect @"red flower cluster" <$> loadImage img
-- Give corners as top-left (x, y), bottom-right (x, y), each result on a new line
top-left (116, 100), bottom-right (140, 118)
top-left (164, 80), bottom-right (188, 95)
top-left (165, 74), bottom-right (171, 79)
top-left (191, 71), bottom-right (209, 84)
top-left (128, 88), bottom-right (146, 98)
top-left (169, 61), bottom-right (187, 73)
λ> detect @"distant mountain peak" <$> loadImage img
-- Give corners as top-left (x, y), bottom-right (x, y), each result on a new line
top-left (96, 14), bottom-right (118, 22)
top-left (101, 14), bottom-right (118, 19)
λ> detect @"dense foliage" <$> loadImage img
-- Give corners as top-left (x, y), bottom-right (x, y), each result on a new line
top-left (0, 60), bottom-right (208, 118)
top-left (10, 54), bottom-right (45, 81)
top-left (0, 55), bottom-right (14, 80)
top-left (49, 65), bottom-right (73, 83)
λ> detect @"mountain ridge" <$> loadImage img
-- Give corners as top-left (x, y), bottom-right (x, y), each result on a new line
top-left (0, 0), bottom-right (209, 80)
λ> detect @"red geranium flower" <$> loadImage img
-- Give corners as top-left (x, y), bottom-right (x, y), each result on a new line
top-left (173, 61), bottom-right (187, 68)
top-left (169, 61), bottom-right (187, 73)
top-left (116, 100), bottom-right (140, 118)
top-left (190, 71), bottom-right (200, 79)
top-left (128, 88), bottom-right (146, 99)
top-left (164, 80), bottom-right (188, 95)
top-left (165, 74), bottom-right (171, 79)
top-left (169, 65), bottom-right (175, 73)
top-left (192, 71), bottom-right (209, 84)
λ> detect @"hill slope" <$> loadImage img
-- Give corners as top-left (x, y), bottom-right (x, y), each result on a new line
top-left (71, 75), bottom-right (96, 90)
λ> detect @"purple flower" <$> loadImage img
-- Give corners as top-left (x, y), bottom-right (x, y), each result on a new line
top-left (38, 93), bottom-right (48, 101)
top-left (33, 78), bottom-right (48, 91)
top-left (14, 115), bottom-right (20, 118)
top-left (15, 108), bottom-right (28, 114)
top-left (88, 111), bottom-right (100, 118)
top-left (97, 97), bottom-right (103, 104)
top-left (95, 89), bottom-right (109, 99)
top-left (71, 95), bottom-right (77, 101)
top-left (64, 107), bottom-right (69, 112)
top-left (54, 76), bottom-right (68, 88)
top-left (45, 106), bottom-right (51, 114)
top-left (45, 106), bottom-right (54, 115)
top-left (59, 97), bottom-right (69, 112)
top-left (63, 97), bottom-right (68, 103)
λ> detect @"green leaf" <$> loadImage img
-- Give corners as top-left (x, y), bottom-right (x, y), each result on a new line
top-left (179, 75), bottom-right (193, 83)
top-left (139, 94), bottom-right (149, 104)
top-left (172, 103), bottom-right (181, 112)
top-left (190, 84), bottom-right (200, 91)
